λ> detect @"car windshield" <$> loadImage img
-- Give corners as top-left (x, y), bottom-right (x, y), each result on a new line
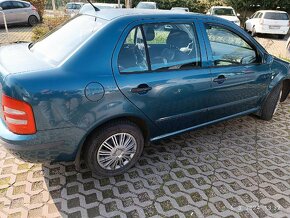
top-left (264, 12), bottom-right (289, 20)
top-left (30, 15), bottom-right (107, 65)
top-left (136, 3), bottom-right (156, 9)
top-left (213, 8), bottom-right (235, 16)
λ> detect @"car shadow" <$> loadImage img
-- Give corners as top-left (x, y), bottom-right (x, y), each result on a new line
top-left (41, 100), bottom-right (290, 217)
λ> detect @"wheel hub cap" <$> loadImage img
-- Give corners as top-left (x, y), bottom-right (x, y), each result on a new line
top-left (97, 133), bottom-right (137, 170)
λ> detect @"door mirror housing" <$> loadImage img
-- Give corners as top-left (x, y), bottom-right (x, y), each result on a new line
top-left (206, 11), bottom-right (210, 15)
top-left (237, 13), bottom-right (240, 17)
top-left (264, 54), bottom-right (274, 64)
top-left (0, 7), bottom-right (3, 11)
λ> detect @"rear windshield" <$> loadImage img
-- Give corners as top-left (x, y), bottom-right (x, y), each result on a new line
top-left (136, 3), bottom-right (156, 9)
top-left (264, 12), bottom-right (289, 20)
top-left (30, 15), bottom-right (107, 65)
top-left (213, 8), bottom-right (235, 16)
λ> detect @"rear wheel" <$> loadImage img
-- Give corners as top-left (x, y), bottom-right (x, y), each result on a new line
top-left (260, 83), bottom-right (282, 121)
top-left (251, 27), bottom-right (257, 37)
top-left (84, 120), bottom-right (144, 178)
top-left (28, 15), bottom-right (38, 26)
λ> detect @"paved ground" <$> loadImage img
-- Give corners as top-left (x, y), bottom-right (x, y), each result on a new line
top-left (0, 26), bottom-right (290, 218)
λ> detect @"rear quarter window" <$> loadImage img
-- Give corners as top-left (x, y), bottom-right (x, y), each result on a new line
top-left (264, 12), bottom-right (289, 20)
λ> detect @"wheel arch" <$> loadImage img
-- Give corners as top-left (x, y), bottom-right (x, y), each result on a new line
top-left (74, 115), bottom-right (150, 168)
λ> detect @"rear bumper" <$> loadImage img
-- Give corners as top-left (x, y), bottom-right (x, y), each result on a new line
top-left (256, 25), bottom-right (289, 35)
top-left (0, 118), bottom-right (84, 163)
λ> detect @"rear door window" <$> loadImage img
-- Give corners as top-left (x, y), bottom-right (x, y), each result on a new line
top-left (11, 1), bottom-right (25, 9)
top-left (118, 27), bottom-right (149, 73)
top-left (143, 23), bottom-right (201, 71)
top-left (264, 12), bottom-right (289, 20)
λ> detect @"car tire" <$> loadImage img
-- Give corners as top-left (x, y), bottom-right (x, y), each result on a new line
top-left (260, 83), bottom-right (283, 121)
top-left (28, 15), bottom-right (39, 27)
top-left (278, 34), bottom-right (285, 40)
top-left (251, 27), bottom-right (257, 37)
top-left (83, 120), bottom-right (144, 178)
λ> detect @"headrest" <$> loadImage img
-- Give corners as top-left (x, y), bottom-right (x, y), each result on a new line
top-left (145, 26), bottom-right (155, 41)
top-left (166, 30), bottom-right (191, 48)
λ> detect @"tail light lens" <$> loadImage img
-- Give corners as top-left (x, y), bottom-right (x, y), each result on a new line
top-left (2, 94), bottom-right (36, 135)
top-left (32, 5), bottom-right (37, 11)
top-left (259, 19), bottom-right (264, 25)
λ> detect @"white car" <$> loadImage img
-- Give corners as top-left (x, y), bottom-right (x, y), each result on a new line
top-left (65, 2), bottom-right (84, 16)
top-left (136, 2), bottom-right (157, 9)
top-left (171, 7), bottom-right (189, 12)
top-left (79, 3), bottom-right (123, 14)
top-left (245, 10), bottom-right (290, 39)
top-left (207, 6), bottom-right (240, 26)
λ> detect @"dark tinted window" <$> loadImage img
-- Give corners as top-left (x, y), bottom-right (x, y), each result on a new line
top-left (143, 23), bottom-right (200, 71)
top-left (205, 24), bottom-right (257, 66)
top-left (11, 1), bottom-right (26, 8)
top-left (1, 1), bottom-right (13, 10)
top-left (264, 12), bottom-right (289, 20)
top-left (213, 8), bottom-right (235, 16)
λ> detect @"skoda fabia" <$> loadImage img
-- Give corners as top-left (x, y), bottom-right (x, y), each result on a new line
top-left (0, 9), bottom-right (289, 177)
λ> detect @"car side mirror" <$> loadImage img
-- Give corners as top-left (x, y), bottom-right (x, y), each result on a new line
top-left (206, 12), bottom-right (210, 15)
top-left (237, 13), bottom-right (240, 17)
top-left (0, 7), bottom-right (3, 11)
top-left (264, 54), bottom-right (274, 64)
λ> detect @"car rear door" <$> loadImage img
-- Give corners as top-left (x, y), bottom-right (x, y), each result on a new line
top-left (113, 20), bottom-right (212, 136)
top-left (10, 1), bottom-right (29, 23)
top-left (201, 21), bottom-right (272, 121)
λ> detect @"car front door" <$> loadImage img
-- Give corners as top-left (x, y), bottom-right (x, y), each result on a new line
top-left (113, 21), bottom-right (211, 137)
top-left (202, 22), bottom-right (272, 121)
top-left (10, 1), bottom-right (28, 23)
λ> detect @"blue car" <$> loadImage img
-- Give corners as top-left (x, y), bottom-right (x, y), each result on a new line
top-left (0, 9), bottom-right (289, 177)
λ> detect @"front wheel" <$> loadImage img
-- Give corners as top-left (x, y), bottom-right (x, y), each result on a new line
top-left (84, 120), bottom-right (144, 178)
top-left (260, 83), bottom-right (282, 121)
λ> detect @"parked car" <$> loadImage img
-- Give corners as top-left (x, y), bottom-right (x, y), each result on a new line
top-left (79, 3), bottom-right (123, 14)
top-left (0, 0), bottom-right (40, 26)
top-left (136, 1), bottom-right (157, 9)
top-left (171, 7), bottom-right (189, 12)
top-left (0, 9), bottom-right (289, 177)
top-left (244, 10), bottom-right (290, 39)
top-left (65, 2), bottom-right (84, 16)
top-left (207, 6), bottom-right (240, 26)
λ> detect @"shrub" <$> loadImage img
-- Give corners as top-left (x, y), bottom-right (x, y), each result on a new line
top-left (32, 16), bottom-right (69, 41)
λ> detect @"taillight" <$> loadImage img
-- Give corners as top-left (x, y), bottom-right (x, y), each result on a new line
top-left (31, 5), bottom-right (37, 11)
top-left (288, 21), bottom-right (290, 27)
top-left (259, 19), bottom-right (264, 25)
top-left (2, 94), bottom-right (36, 135)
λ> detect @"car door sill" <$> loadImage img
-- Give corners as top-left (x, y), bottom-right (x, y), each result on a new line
top-left (151, 107), bottom-right (259, 142)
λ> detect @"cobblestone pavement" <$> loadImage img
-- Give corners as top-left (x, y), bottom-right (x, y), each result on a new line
top-left (0, 26), bottom-right (32, 44)
top-left (255, 34), bottom-right (290, 59)
top-left (0, 26), bottom-right (290, 218)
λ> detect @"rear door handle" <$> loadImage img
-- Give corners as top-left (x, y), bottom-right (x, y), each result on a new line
top-left (131, 84), bottom-right (152, 94)
top-left (213, 75), bottom-right (227, 84)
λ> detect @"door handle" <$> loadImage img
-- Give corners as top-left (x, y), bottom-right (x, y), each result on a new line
top-left (131, 84), bottom-right (152, 94)
top-left (213, 75), bottom-right (227, 84)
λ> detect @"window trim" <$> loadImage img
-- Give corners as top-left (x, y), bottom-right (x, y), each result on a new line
top-left (203, 22), bottom-right (263, 68)
top-left (118, 22), bottom-right (202, 74)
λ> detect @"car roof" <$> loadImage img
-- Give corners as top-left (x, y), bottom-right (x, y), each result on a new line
top-left (138, 1), bottom-right (156, 4)
top-left (82, 8), bottom-right (203, 21)
top-left (256, 10), bottom-right (288, 13)
top-left (66, 2), bottom-right (84, 5)
top-left (0, 0), bottom-right (30, 3)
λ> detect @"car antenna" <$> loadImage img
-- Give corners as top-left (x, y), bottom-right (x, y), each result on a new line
top-left (86, 0), bottom-right (100, 11)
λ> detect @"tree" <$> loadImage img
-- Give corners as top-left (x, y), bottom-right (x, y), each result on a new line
top-left (30, 0), bottom-right (46, 20)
